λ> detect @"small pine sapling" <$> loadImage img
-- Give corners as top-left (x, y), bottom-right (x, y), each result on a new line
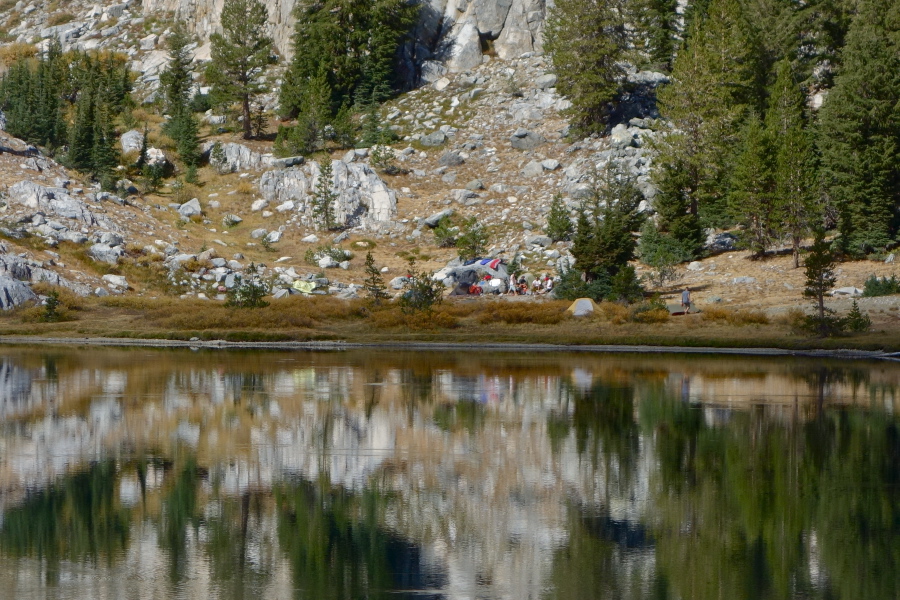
top-left (363, 251), bottom-right (389, 304)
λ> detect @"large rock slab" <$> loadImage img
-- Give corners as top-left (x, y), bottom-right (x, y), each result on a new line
top-left (8, 181), bottom-right (109, 227)
top-left (510, 128), bottom-right (545, 151)
top-left (202, 142), bottom-right (276, 172)
top-left (258, 160), bottom-right (398, 230)
top-left (0, 276), bottom-right (36, 310)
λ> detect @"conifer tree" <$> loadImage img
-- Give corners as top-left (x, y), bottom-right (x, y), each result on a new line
top-left (546, 194), bottom-right (574, 242)
top-left (653, 0), bottom-right (765, 231)
top-left (767, 59), bottom-right (819, 268)
top-left (207, 0), bottom-right (274, 139)
top-left (312, 159), bottom-right (338, 230)
top-left (803, 229), bottom-right (839, 336)
top-left (68, 85), bottom-right (96, 172)
top-left (817, 0), bottom-right (900, 256)
top-left (729, 112), bottom-right (775, 257)
top-left (571, 166), bottom-right (645, 281)
top-left (91, 107), bottom-right (119, 190)
top-left (363, 251), bottom-right (389, 304)
top-left (280, 0), bottom-right (418, 118)
top-left (544, 0), bottom-right (628, 132)
top-left (159, 22), bottom-right (194, 115)
top-left (646, 158), bottom-right (705, 259)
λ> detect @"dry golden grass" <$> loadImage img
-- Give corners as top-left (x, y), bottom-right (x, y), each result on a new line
top-left (598, 302), bottom-right (629, 324)
top-left (368, 305), bottom-right (459, 330)
top-left (630, 307), bottom-right (670, 324)
top-left (0, 42), bottom-right (36, 67)
top-left (704, 306), bottom-right (770, 326)
top-left (131, 108), bottom-right (164, 124)
top-left (46, 11), bottom-right (74, 25)
top-left (475, 300), bottom-right (568, 325)
top-left (235, 180), bottom-right (255, 196)
top-left (31, 282), bottom-right (85, 311)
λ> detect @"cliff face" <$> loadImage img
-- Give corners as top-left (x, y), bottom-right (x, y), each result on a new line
top-left (140, 0), bottom-right (548, 83)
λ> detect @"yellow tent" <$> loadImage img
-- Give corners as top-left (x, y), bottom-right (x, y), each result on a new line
top-left (565, 298), bottom-right (598, 317)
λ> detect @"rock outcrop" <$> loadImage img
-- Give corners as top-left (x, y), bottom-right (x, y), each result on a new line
top-left (258, 160), bottom-right (398, 230)
top-left (8, 181), bottom-right (114, 229)
top-left (136, 0), bottom-right (545, 83)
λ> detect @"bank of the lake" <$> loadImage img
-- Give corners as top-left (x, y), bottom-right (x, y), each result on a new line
top-left (1, 294), bottom-right (899, 353)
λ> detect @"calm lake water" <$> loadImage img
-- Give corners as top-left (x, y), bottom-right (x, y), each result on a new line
top-left (0, 346), bottom-right (897, 600)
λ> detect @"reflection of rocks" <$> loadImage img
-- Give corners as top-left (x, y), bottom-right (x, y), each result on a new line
top-left (0, 349), bottom-right (898, 598)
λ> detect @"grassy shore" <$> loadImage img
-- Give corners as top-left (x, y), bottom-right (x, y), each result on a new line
top-left (1, 291), bottom-right (898, 353)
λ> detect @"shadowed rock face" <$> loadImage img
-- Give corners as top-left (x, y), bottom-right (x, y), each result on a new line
top-left (139, 0), bottom-right (547, 84)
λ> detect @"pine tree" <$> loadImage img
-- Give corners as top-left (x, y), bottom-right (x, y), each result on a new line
top-left (276, 68), bottom-right (333, 155)
top-left (159, 22), bottom-right (194, 115)
top-left (312, 159), bottom-right (338, 230)
top-left (803, 230), bottom-right (839, 336)
top-left (136, 122), bottom-right (149, 168)
top-left (544, 0), bottom-right (628, 132)
top-left (160, 23), bottom-right (201, 167)
top-left (570, 166), bottom-right (645, 281)
top-left (91, 102), bottom-right (119, 190)
top-left (167, 108), bottom-right (201, 167)
top-left (280, 0), bottom-right (418, 118)
top-left (817, 0), bottom-right (900, 256)
top-left (363, 251), bottom-right (389, 304)
top-left (546, 194), bottom-right (574, 242)
top-left (648, 157), bottom-right (705, 258)
top-left (767, 59), bottom-right (819, 268)
top-left (68, 84), bottom-right (96, 172)
top-left (653, 0), bottom-right (766, 230)
top-left (635, 0), bottom-right (679, 70)
top-left (207, 0), bottom-right (274, 139)
top-left (729, 112), bottom-right (775, 258)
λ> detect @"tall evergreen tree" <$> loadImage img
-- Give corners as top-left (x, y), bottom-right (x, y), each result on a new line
top-left (161, 23), bottom-right (201, 168)
top-left (280, 0), bottom-right (418, 118)
top-left (160, 22), bottom-right (194, 115)
top-left (653, 0), bottom-right (766, 233)
top-left (817, 0), bottom-right (900, 256)
top-left (206, 0), bottom-right (274, 139)
top-left (571, 165), bottom-right (645, 281)
top-left (767, 59), bottom-right (819, 267)
top-left (546, 194), bottom-right (574, 242)
top-left (312, 159), bottom-right (338, 230)
top-left (544, 0), bottom-right (629, 132)
top-left (729, 112), bottom-right (775, 257)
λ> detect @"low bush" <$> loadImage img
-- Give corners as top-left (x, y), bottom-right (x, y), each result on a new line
top-left (862, 274), bottom-right (900, 297)
top-left (598, 301), bottom-right (629, 324)
top-left (629, 298), bottom-right (669, 323)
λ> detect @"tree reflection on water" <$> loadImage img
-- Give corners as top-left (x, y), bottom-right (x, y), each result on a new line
top-left (0, 348), bottom-right (896, 599)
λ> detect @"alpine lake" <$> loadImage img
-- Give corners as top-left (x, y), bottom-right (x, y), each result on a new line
top-left (0, 345), bottom-right (897, 600)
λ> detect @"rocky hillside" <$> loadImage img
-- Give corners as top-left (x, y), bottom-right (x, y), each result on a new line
top-left (0, 0), bottom-right (897, 318)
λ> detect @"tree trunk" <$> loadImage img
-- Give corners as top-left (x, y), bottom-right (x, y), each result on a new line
top-left (792, 236), bottom-right (800, 269)
top-left (242, 94), bottom-right (252, 139)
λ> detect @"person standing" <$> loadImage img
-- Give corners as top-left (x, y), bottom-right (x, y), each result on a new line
top-left (681, 287), bottom-right (692, 313)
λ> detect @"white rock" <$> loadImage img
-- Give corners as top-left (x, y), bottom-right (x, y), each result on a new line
top-left (102, 274), bottom-right (128, 288)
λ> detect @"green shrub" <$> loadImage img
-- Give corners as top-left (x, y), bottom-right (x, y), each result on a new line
top-left (433, 216), bottom-right (458, 248)
top-left (843, 300), bottom-right (871, 332)
top-left (225, 265), bottom-right (270, 308)
top-left (399, 257), bottom-right (443, 314)
top-left (862, 274), bottom-right (900, 297)
top-left (553, 269), bottom-right (611, 301)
